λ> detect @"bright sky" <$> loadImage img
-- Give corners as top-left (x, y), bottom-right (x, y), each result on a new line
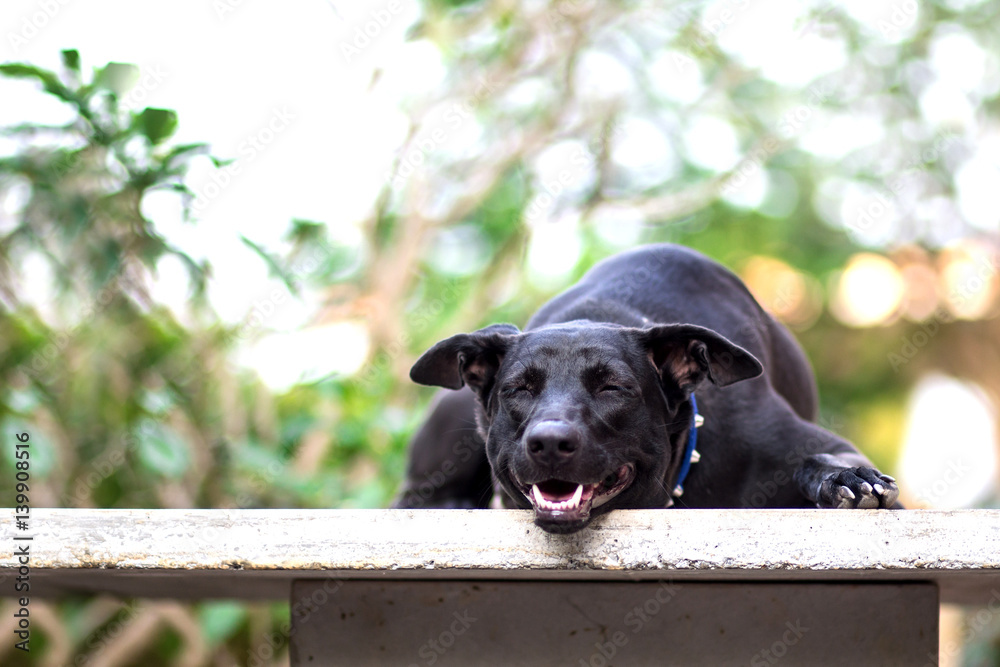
top-left (1, 0), bottom-right (426, 386)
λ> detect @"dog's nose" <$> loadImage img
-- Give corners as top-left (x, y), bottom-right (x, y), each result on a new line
top-left (525, 420), bottom-right (580, 465)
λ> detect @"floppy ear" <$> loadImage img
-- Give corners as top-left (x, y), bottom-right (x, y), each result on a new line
top-left (639, 324), bottom-right (762, 394)
top-left (410, 324), bottom-right (521, 396)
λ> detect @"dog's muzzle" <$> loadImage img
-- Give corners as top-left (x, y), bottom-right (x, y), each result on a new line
top-left (518, 463), bottom-right (636, 533)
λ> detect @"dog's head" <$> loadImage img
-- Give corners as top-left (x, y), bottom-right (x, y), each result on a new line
top-left (410, 321), bottom-right (762, 533)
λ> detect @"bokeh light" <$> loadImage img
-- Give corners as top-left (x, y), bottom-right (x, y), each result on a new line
top-left (938, 239), bottom-right (1000, 320)
top-left (898, 375), bottom-right (998, 509)
top-left (831, 253), bottom-right (906, 327)
top-left (741, 256), bottom-right (822, 329)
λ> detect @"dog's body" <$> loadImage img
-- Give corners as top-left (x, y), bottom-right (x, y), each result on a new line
top-left (396, 244), bottom-right (899, 533)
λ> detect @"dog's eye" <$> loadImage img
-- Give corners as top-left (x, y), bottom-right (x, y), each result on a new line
top-left (599, 385), bottom-right (625, 393)
top-left (504, 385), bottom-right (533, 397)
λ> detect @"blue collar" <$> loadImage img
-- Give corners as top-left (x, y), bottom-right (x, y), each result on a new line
top-left (672, 394), bottom-right (702, 498)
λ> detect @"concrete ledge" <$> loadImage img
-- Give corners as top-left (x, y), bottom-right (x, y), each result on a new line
top-left (2, 508), bottom-right (998, 603)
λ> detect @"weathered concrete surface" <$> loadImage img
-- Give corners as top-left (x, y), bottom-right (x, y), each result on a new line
top-left (1, 509), bottom-right (998, 603)
top-left (290, 580), bottom-right (939, 667)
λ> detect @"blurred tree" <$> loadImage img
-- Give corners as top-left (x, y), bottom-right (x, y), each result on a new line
top-left (0, 52), bottom-right (378, 666)
top-left (2, 0), bottom-right (999, 662)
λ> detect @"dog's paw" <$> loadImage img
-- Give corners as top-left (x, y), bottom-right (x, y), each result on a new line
top-left (818, 467), bottom-right (899, 509)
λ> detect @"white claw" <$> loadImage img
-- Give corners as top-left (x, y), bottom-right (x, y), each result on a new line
top-left (838, 487), bottom-right (856, 500)
top-left (873, 484), bottom-right (885, 495)
top-left (860, 482), bottom-right (874, 495)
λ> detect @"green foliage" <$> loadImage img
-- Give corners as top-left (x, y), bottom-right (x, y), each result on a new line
top-left (136, 420), bottom-right (191, 479)
top-left (0, 58), bottom-right (208, 298)
top-left (197, 601), bottom-right (248, 644)
top-left (134, 107), bottom-right (179, 145)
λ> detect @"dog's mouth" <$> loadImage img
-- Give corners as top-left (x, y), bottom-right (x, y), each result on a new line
top-left (519, 463), bottom-right (635, 534)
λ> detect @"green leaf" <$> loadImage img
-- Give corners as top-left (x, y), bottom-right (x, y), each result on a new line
top-left (95, 62), bottom-right (140, 95)
top-left (197, 601), bottom-right (246, 644)
top-left (430, 0), bottom-right (482, 7)
top-left (136, 420), bottom-right (190, 478)
top-left (286, 219), bottom-right (326, 245)
top-left (135, 108), bottom-right (178, 145)
top-left (164, 142), bottom-right (210, 166)
top-left (61, 50), bottom-right (81, 72)
top-left (241, 236), bottom-right (301, 295)
top-left (0, 63), bottom-right (73, 102)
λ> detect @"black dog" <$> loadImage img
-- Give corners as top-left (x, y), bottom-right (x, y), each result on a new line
top-left (396, 244), bottom-right (900, 533)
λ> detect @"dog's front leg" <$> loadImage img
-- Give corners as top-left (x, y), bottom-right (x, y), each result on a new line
top-left (795, 450), bottom-right (900, 509)
top-left (392, 388), bottom-right (493, 509)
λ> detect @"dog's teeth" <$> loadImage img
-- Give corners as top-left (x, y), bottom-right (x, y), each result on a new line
top-left (690, 449), bottom-right (701, 463)
top-left (530, 484), bottom-right (585, 512)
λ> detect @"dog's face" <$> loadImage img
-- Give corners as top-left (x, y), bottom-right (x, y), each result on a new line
top-left (411, 321), bottom-right (761, 533)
